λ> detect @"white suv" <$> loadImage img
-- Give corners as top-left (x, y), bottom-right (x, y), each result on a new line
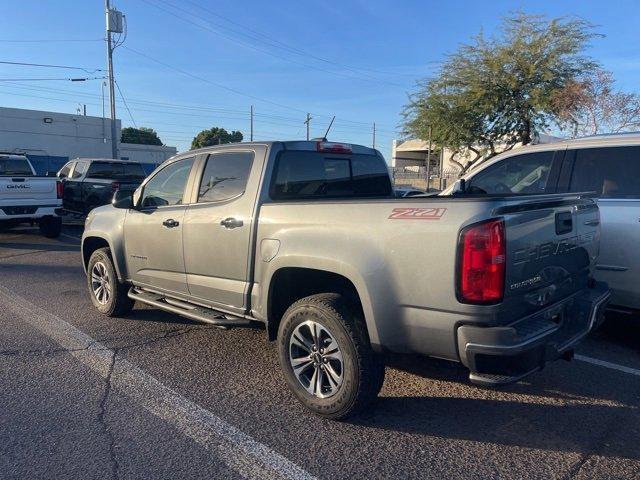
top-left (447, 132), bottom-right (640, 314)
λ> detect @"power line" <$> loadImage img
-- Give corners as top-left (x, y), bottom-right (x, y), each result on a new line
top-left (122, 45), bottom-right (310, 114)
top-left (144, 0), bottom-right (405, 88)
top-left (0, 82), bottom-right (400, 136)
top-left (0, 77), bottom-right (105, 82)
top-left (114, 79), bottom-right (137, 128)
top-left (182, 0), bottom-right (431, 79)
top-left (0, 60), bottom-right (104, 73)
top-left (120, 46), bottom-right (399, 130)
top-left (0, 38), bottom-right (103, 43)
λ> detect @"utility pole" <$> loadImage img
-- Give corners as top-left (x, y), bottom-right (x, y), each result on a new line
top-left (250, 105), bottom-right (254, 141)
top-left (304, 113), bottom-right (312, 140)
top-left (105, 0), bottom-right (121, 159)
top-left (372, 122), bottom-right (376, 149)
top-left (426, 125), bottom-right (432, 192)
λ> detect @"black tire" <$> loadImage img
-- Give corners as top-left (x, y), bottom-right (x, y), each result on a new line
top-left (0, 220), bottom-right (19, 231)
top-left (277, 293), bottom-right (385, 420)
top-left (39, 216), bottom-right (62, 238)
top-left (87, 247), bottom-right (134, 317)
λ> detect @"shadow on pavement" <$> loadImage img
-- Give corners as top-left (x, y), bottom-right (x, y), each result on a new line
top-left (129, 305), bottom-right (202, 326)
top-left (350, 349), bottom-right (640, 458)
top-left (591, 312), bottom-right (640, 351)
top-left (356, 391), bottom-right (638, 459)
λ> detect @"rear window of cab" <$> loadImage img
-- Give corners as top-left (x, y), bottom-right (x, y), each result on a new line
top-left (87, 162), bottom-right (146, 180)
top-left (270, 151), bottom-right (392, 200)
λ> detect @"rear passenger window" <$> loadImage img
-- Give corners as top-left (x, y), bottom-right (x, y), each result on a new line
top-left (197, 152), bottom-right (254, 203)
top-left (569, 146), bottom-right (640, 198)
top-left (271, 151), bottom-right (392, 200)
top-left (71, 161), bottom-right (88, 179)
top-left (58, 163), bottom-right (73, 179)
top-left (467, 151), bottom-right (555, 195)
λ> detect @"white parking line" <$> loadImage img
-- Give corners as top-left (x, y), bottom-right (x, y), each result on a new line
top-left (575, 354), bottom-right (640, 377)
top-left (0, 285), bottom-right (316, 480)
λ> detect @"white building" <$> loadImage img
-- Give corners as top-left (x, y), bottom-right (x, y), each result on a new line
top-left (0, 107), bottom-right (176, 174)
top-left (392, 134), bottom-right (564, 174)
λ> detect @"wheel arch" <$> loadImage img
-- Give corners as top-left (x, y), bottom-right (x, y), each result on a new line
top-left (265, 265), bottom-right (377, 345)
top-left (82, 235), bottom-right (125, 281)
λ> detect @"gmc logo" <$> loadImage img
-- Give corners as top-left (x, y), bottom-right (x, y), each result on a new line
top-left (388, 207), bottom-right (447, 220)
top-left (6, 184), bottom-right (30, 189)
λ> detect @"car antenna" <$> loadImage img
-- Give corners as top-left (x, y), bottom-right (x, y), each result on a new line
top-left (323, 116), bottom-right (336, 141)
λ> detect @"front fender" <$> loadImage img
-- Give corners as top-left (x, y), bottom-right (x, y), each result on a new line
top-left (82, 206), bottom-right (128, 282)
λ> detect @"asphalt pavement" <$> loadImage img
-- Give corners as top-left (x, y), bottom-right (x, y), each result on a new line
top-left (0, 225), bottom-right (639, 479)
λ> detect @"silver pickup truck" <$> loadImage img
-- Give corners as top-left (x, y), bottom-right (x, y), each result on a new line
top-left (82, 140), bottom-right (609, 419)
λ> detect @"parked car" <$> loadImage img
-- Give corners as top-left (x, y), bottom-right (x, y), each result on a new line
top-left (443, 132), bottom-right (640, 315)
top-left (57, 158), bottom-right (147, 215)
top-left (81, 140), bottom-right (608, 419)
top-left (0, 154), bottom-right (62, 237)
top-left (394, 187), bottom-right (426, 197)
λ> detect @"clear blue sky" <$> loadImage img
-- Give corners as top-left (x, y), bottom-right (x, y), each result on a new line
top-left (1, 0), bottom-right (639, 158)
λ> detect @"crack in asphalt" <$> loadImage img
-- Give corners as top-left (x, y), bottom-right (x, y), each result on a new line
top-left (0, 249), bottom-right (52, 261)
top-left (0, 327), bottom-right (198, 358)
top-left (561, 410), bottom-right (627, 479)
top-left (115, 326), bottom-right (199, 351)
top-left (98, 349), bottom-right (120, 480)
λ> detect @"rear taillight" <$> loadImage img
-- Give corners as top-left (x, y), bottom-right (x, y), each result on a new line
top-left (458, 219), bottom-right (505, 304)
top-left (56, 181), bottom-right (63, 199)
top-left (111, 181), bottom-right (120, 191)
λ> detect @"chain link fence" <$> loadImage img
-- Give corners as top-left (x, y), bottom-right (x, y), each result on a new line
top-left (390, 166), bottom-right (461, 192)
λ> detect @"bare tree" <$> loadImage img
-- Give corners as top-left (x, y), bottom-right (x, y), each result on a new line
top-left (554, 70), bottom-right (640, 137)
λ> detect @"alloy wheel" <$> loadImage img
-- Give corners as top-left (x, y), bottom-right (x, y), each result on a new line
top-left (91, 261), bottom-right (112, 305)
top-left (288, 320), bottom-right (344, 398)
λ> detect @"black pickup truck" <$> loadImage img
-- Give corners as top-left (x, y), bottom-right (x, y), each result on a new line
top-left (57, 159), bottom-right (147, 214)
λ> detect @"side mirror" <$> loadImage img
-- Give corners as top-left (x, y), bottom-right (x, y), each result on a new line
top-left (112, 189), bottom-right (134, 209)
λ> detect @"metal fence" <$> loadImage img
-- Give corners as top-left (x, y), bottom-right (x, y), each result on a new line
top-left (390, 167), bottom-right (461, 191)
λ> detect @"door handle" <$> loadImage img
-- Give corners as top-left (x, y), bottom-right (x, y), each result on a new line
top-left (162, 218), bottom-right (179, 228)
top-left (220, 217), bottom-right (243, 229)
top-left (584, 219), bottom-right (600, 226)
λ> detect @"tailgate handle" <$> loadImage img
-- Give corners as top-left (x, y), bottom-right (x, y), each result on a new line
top-left (556, 211), bottom-right (573, 235)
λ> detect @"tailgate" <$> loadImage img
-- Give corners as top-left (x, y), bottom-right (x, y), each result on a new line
top-left (498, 194), bottom-right (600, 313)
top-left (0, 177), bottom-right (56, 200)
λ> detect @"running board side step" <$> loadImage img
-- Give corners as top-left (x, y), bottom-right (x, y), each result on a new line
top-left (128, 288), bottom-right (253, 328)
top-left (468, 368), bottom-right (539, 386)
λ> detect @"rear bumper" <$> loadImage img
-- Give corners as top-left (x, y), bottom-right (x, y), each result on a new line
top-left (457, 282), bottom-right (610, 385)
top-left (0, 204), bottom-right (59, 219)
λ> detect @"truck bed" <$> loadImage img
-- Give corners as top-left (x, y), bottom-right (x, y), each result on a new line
top-left (254, 193), bottom-right (600, 360)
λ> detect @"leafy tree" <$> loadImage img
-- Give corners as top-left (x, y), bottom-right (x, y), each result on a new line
top-left (553, 69), bottom-right (640, 137)
top-left (191, 127), bottom-right (243, 149)
top-left (121, 127), bottom-right (163, 146)
top-left (403, 13), bottom-right (599, 173)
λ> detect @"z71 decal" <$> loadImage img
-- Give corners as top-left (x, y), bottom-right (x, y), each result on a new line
top-left (388, 207), bottom-right (447, 220)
